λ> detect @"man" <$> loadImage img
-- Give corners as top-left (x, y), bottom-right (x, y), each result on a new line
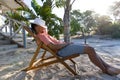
top-left (31, 18), bottom-right (120, 75)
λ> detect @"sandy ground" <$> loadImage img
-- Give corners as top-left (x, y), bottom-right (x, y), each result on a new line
top-left (0, 37), bottom-right (120, 80)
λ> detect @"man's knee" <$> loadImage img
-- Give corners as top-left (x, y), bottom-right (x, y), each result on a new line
top-left (84, 45), bottom-right (95, 53)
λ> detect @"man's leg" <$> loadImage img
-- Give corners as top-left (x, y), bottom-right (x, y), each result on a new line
top-left (84, 45), bottom-right (120, 75)
top-left (84, 46), bottom-right (107, 73)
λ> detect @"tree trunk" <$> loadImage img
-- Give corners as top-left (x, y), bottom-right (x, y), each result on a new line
top-left (63, 0), bottom-right (71, 42)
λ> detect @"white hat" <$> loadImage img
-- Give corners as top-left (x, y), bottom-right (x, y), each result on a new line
top-left (31, 18), bottom-right (47, 29)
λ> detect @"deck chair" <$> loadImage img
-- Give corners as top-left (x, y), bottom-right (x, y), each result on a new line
top-left (21, 26), bottom-right (80, 76)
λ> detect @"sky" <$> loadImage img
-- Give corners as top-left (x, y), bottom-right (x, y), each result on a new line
top-left (23, 0), bottom-right (120, 18)
top-left (72, 0), bottom-right (118, 14)
top-left (52, 0), bottom-right (120, 18)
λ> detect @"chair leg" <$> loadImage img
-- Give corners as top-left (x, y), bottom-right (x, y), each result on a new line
top-left (68, 54), bottom-right (80, 74)
top-left (60, 60), bottom-right (78, 75)
top-left (29, 46), bottom-right (41, 67)
top-left (69, 59), bottom-right (79, 74)
top-left (25, 44), bottom-right (42, 71)
top-left (32, 50), bottom-right (47, 66)
top-left (41, 50), bottom-right (47, 59)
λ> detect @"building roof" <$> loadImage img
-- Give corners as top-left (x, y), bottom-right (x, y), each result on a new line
top-left (0, 0), bottom-right (27, 12)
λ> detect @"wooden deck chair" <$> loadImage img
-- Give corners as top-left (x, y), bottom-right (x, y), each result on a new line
top-left (21, 26), bottom-right (80, 76)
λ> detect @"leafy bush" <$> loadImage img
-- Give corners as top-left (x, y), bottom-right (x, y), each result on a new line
top-left (111, 24), bottom-right (120, 38)
top-left (112, 31), bottom-right (120, 38)
top-left (96, 23), bottom-right (120, 38)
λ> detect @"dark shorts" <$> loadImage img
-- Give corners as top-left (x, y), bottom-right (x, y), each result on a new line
top-left (57, 43), bottom-right (85, 57)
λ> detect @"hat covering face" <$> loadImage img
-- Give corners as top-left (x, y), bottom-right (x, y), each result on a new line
top-left (32, 18), bottom-right (47, 29)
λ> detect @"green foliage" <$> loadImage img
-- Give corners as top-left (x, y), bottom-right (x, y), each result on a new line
top-left (55, 0), bottom-right (65, 8)
top-left (111, 24), bottom-right (120, 38)
top-left (17, 7), bottom-right (36, 19)
top-left (112, 31), bottom-right (120, 38)
top-left (13, 22), bottom-right (21, 32)
top-left (31, 0), bottom-right (41, 16)
top-left (70, 10), bottom-right (81, 35)
top-left (81, 10), bottom-right (96, 29)
top-left (46, 14), bottom-right (63, 39)
top-left (96, 23), bottom-right (120, 38)
top-left (70, 10), bottom-right (96, 36)
top-left (70, 16), bottom-right (81, 35)
top-left (6, 11), bottom-right (27, 21)
top-left (110, 1), bottom-right (120, 23)
top-left (31, 0), bottom-right (52, 17)
top-left (70, 10), bottom-right (82, 21)
top-left (97, 25), bottom-right (112, 35)
top-left (95, 15), bottom-right (112, 35)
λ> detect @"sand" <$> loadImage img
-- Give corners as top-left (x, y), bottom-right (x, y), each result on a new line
top-left (0, 38), bottom-right (120, 80)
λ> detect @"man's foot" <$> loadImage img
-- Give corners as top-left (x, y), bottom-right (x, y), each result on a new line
top-left (106, 67), bottom-right (120, 76)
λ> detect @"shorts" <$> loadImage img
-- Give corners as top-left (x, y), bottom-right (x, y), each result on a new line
top-left (57, 43), bottom-right (85, 57)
